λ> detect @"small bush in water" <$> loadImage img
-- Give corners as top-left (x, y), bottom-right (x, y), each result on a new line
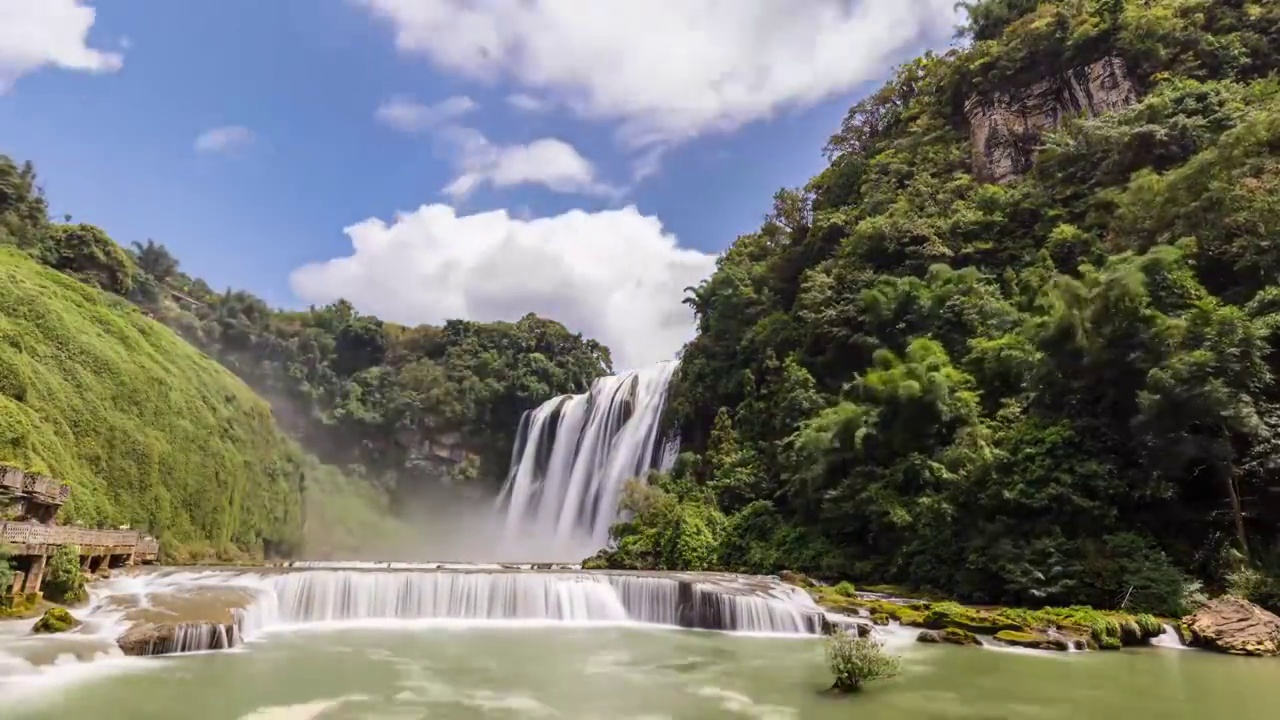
top-left (826, 627), bottom-right (900, 693)
top-left (833, 581), bottom-right (857, 597)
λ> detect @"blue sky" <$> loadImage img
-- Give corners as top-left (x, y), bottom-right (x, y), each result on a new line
top-left (0, 0), bottom-right (960, 368)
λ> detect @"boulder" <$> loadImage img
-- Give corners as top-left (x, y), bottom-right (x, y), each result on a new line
top-left (31, 607), bottom-right (81, 634)
top-left (116, 621), bottom-right (239, 657)
top-left (917, 628), bottom-right (983, 646)
top-left (994, 630), bottom-right (1072, 652)
top-left (1182, 596), bottom-right (1280, 657)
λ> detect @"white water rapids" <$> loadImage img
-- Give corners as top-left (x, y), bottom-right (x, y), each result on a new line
top-left (0, 565), bottom-right (830, 696)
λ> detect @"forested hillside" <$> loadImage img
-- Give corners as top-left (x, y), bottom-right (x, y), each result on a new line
top-left (598, 0), bottom-right (1280, 616)
top-left (0, 151), bottom-right (608, 556)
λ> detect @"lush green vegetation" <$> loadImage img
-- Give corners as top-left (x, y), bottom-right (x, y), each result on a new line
top-left (826, 629), bottom-right (901, 693)
top-left (40, 546), bottom-right (86, 604)
top-left (0, 544), bottom-right (13, 595)
top-left (1, 149), bottom-right (608, 558)
top-left (592, 0), bottom-right (1280, 617)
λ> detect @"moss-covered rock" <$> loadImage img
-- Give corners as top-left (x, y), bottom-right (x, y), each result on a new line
top-left (779, 570), bottom-right (812, 588)
top-left (921, 602), bottom-right (1025, 635)
top-left (31, 606), bottom-right (80, 634)
top-left (994, 630), bottom-right (1072, 652)
top-left (917, 628), bottom-right (983, 646)
top-left (870, 613), bottom-right (890, 626)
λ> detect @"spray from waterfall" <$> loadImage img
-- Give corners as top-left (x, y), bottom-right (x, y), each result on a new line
top-left (497, 360), bottom-right (680, 556)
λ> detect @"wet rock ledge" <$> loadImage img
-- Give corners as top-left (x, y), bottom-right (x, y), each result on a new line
top-left (117, 620), bottom-right (241, 656)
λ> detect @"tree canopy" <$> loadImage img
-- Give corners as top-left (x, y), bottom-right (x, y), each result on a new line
top-left (597, 0), bottom-right (1280, 616)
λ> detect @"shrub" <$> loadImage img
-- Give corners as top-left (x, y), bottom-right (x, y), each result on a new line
top-left (826, 628), bottom-right (901, 693)
top-left (0, 544), bottom-right (13, 596)
top-left (41, 545), bottom-right (86, 605)
top-left (833, 581), bottom-right (858, 597)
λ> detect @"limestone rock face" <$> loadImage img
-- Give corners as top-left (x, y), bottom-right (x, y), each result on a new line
top-left (965, 56), bottom-right (1139, 183)
top-left (1183, 596), bottom-right (1280, 657)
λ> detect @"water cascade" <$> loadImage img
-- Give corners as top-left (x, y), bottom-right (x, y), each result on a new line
top-left (235, 568), bottom-right (825, 636)
top-left (498, 361), bottom-right (680, 553)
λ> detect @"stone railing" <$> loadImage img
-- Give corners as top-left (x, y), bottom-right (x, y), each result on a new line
top-left (0, 466), bottom-right (23, 493)
top-left (0, 466), bottom-right (69, 503)
top-left (0, 521), bottom-right (155, 552)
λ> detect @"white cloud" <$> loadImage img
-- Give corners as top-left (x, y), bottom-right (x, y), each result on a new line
top-left (193, 125), bottom-right (254, 154)
top-left (289, 204), bottom-right (717, 369)
top-left (375, 94), bottom-right (477, 132)
top-left (506, 93), bottom-right (550, 113)
top-left (0, 0), bottom-right (124, 94)
top-left (441, 127), bottom-right (616, 199)
top-left (358, 0), bottom-right (961, 147)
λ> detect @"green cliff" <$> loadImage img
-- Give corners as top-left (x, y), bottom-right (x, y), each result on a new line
top-left (0, 246), bottom-right (306, 557)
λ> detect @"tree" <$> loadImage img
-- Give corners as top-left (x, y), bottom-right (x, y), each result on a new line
top-left (129, 239), bottom-right (179, 285)
top-left (43, 223), bottom-right (134, 296)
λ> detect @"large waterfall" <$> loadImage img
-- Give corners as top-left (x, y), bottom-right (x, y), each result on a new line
top-left (498, 361), bottom-right (680, 554)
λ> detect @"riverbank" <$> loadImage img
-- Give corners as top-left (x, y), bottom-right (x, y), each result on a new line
top-left (795, 575), bottom-right (1280, 657)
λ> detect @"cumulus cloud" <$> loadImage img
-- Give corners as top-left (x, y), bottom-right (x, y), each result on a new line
top-left (289, 204), bottom-right (717, 369)
top-left (358, 0), bottom-right (961, 147)
top-left (0, 0), bottom-right (124, 93)
top-left (506, 93), bottom-right (550, 113)
top-left (441, 127), bottom-right (616, 199)
top-left (375, 94), bottom-right (477, 133)
top-left (193, 125), bottom-right (254, 154)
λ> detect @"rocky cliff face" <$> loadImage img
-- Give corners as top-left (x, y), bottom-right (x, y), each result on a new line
top-left (965, 56), bottom-right (1139, 184)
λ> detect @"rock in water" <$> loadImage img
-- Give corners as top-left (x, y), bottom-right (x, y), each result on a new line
top-left (31, 607), bottom-right (81, 634)
top-left (917, 628), bottom-right (983, 646)
top-left (117, 621), bottom-right (240, 656)
top-left (1183, 596), bottom-right (1280, 657)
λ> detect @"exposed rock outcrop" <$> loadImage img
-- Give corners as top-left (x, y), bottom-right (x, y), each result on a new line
top-left (116, 620), bottom-right (240, 657)
top-left (965, 56), bottom-right (1139, 183)
top-left (1182, 596), bottom-right (1280, 657)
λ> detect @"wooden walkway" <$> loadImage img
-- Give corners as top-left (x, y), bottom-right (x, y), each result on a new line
top-left (1, 521), bottom-right (159, 561)
top-left (3, 466), bottom-right (161, 596)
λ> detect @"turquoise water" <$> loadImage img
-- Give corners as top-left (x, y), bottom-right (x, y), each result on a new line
top-left (7, 623), bottom-right (1277, 719)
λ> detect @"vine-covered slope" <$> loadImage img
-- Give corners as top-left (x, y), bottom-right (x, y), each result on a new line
top-left (598, 0), bottom-right (1280, 616)
top-left (0, 247), bottom-right (306, 556)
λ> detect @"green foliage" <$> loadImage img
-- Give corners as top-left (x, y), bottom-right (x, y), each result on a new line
top-left (1, 148), bottom-right (609, 542)
top-left (591, 476), bottom-right (728, 571)
top-left (826, 629), bottom-right (901, 693)
top-left (833, 581), bottom-right (858, 597)
top-left (617, 1), bottom-right (1280, 614)
top-left (0, 248), bottom-right (307, 554)
top-left (0, 544), bottom-right (13, 595)
top-left (41, 545), bottom-right (86, 605)
top-left (42, 224), bottom-right (134, 296)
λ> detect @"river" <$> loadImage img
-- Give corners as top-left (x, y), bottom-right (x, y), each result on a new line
top-left (2, 566), bottom-right (1277, 719)
top-left (6, 622), bottom-right (1277, 719)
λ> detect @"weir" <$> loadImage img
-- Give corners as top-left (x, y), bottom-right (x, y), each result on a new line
top-left (103, 566), bottom-right (831, 656)
top-left (498, 361), bottom-right (680, 552)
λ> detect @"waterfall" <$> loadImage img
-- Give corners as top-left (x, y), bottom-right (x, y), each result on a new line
top-left (498, 360), bottom-right (680, 552)
top-left (212, 568), bottom-right (827, 638)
